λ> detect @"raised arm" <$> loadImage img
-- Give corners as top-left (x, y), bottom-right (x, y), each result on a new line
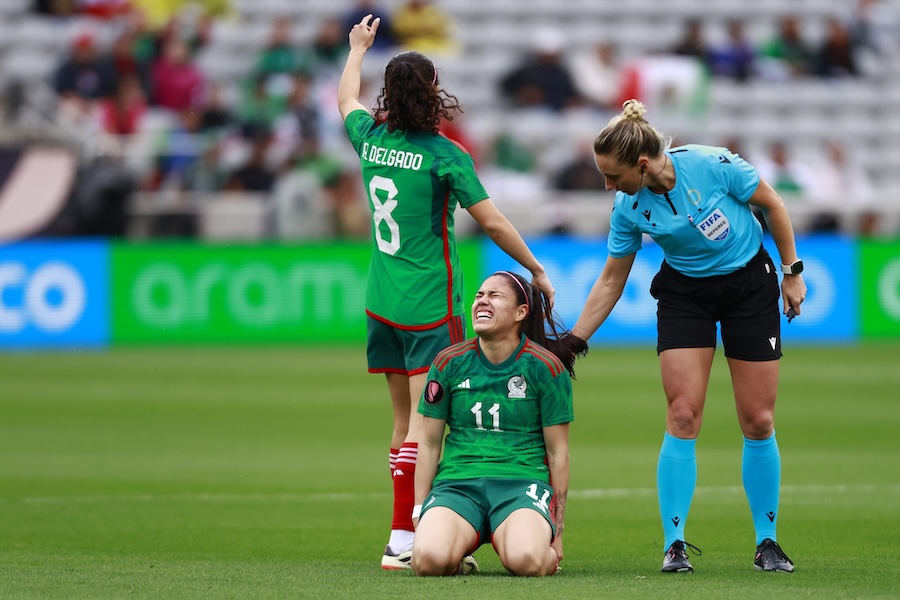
top-left (337, 14), bottom-right (380, 121)
top-left (466, 198), bottom-right (555, 307)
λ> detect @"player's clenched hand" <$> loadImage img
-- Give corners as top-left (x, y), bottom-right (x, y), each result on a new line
top-left (349, 14), bottom-right (380, 51)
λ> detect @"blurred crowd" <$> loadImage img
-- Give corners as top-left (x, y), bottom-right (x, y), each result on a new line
top-left (2, 0), bottom-right (897, 239)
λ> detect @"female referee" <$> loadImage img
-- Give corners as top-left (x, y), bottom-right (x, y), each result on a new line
top-left (569, 99), bottom-right (806, 574)
top-left (337, 15), bottom-right (555, 569)
top-left (412, 271), bottom-right (584, 576)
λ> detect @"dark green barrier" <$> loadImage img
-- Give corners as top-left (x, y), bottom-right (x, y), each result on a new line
top-left (111, 242), bottom-right (481, 343)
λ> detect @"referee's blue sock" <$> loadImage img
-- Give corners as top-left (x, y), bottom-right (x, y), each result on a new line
top-left (742, 432), bottom-right (781, 546)
top-left (657, 432), bottom-right (697, 552)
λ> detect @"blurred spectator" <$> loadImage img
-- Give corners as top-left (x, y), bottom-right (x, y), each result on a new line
top-left (296, 18), bottom-right (350, 80)
top-left (151, 37), bottom-right (206, 111)
top-left (753, 140), bottom-right (818, 198)
top-left (272, 74), bottom-right (322, 164)
top-left (341, 0), bottom-right (396, 52)
top-left (707, 19), bottom-right (757, 81)
top-left (131, 0), bottom-right (229, 28)
top-left (815, 17), bottom-right (860, 78)
top-left (552, 149), bottom-right (606, 192)
top-left (237, 74), bottom-right (287, 132)
top-left (33, 0), bottom-right (78, 16)
top-left (253, 16), bottom-right (301, 100)
top-left (154, 5), bottom-right (212, 56)
top-left (125, 8), bottom-right (161, 64)
top-left (280, 132), bottom-right (370, 237)
top-left (809, 140), bottom-right (876, 233)
top-left (758, 15), bottom-right (814, 81)
top-left (224, 125), bottom-right (278, 193)
top-left (145, 108), bottom-right (204, 190)
top-left (570, 41), bottom-right (625, 112)
top-left (78, 0), bottom-right (131, 19)
top-left (198, 83), bottom-right (233, 133)
top-left (95, 73), bottom-right (147, 136)
top-left (53, 33), bottom-right (116, 129)
top-left (180, 137), bottom-right (227, 192)
top-left (669, 18), bottom-right (709, 59)
top-left (35, 0), bottom-right (130, 17)
top-left (499, 27), bottom-right (581, 112)
top-left (53, 33), bottom-right (116, 100)
top-left (109, 29), bottom-right (152, 98)
top-left (391, 0), bottom-right (459, 56)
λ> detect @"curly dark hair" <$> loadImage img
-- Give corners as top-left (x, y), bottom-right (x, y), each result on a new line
top-left (372, 51), bottom-right (462, 134)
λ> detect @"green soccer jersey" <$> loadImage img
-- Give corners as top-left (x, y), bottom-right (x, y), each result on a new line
top-left (418, 334), bottom-right (574, 482)
top-left (344, 109), bottom-right (489, 328)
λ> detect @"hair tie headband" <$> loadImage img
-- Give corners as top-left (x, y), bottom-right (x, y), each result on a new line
top-left (431, 67), bottom-right (437, 85)
top-left (495, 271), bottom-right (529, 312)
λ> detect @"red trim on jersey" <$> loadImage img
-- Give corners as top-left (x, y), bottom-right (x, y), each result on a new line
top-left (367, 309), bottom-right (451, 331)
top-left (518, 340), bottom-right (564, 377)
top-left (408, 365), bottom-right (430, 376)
top-left (368, 367), bottom-right (410, 375)
top-left (449, 316), bottom-right (465, 344)
top-left (442, 189), bottom-right (454, 322)
top-left (434, 339), bottom-right (477, 371)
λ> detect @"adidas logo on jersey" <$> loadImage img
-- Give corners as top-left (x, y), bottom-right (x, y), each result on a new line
top-left (456, 379), bottom-right (471, 389)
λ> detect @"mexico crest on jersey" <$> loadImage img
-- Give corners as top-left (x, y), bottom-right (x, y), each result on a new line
top-left (507, 375), bottom-right (527, 399)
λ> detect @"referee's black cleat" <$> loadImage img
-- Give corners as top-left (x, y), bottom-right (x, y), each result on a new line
top-left (661, 540), bottom-right (701, 573)
top-left (754, 538), bottom-right (794, 573)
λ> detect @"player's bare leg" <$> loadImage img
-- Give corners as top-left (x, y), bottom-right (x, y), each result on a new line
top-left (493, 509), bottom-right (558, 576)
top-left (412, 507), bottom-right (478, 576)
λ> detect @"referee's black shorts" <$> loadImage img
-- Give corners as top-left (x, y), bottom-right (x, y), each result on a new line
top-left (649, 246), bottom-right (782, 361)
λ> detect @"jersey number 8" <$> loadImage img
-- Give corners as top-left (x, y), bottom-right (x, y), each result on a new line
top-left (369, 176), bottom-right (401, 256)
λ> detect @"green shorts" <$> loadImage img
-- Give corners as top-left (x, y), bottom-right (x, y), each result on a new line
top-left (421, 477), bottom-right (557, 548)
top-left (366, 315), bottom-right (465, 375)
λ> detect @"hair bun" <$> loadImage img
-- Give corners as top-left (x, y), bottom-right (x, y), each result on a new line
top-left (622, 99), bottom-right (646, 121)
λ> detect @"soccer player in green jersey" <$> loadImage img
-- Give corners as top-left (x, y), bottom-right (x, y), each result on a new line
top-left (412, 271), bottom-right (586, 576)
top-left (338, 15), bottom-right (556, 569)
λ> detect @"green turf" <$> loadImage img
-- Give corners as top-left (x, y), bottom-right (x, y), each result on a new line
top-left (1, 343), bottom-right (899, 599)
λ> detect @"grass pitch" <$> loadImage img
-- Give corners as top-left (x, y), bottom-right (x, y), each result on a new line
top-left (1, 343), bottom-right (899, 599)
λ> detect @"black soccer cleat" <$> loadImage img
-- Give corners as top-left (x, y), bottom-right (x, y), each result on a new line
top-left (661, 540), bottom-right (701, 573)
top-left (754, 538), bottom-right (794, 573)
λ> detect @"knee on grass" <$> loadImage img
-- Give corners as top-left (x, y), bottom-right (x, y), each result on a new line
top-left (412, 548), bottom-right (461, 577)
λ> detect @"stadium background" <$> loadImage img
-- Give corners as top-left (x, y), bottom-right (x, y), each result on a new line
top-left (1, 0), bottom-right (899, 349)
top-left (1, 3), bottom-right (899, 598)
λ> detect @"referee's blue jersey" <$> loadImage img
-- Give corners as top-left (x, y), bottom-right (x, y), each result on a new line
top-left (608, 144), bottom-right (763, 277)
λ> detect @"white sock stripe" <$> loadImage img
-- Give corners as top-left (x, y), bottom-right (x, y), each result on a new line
top-left (397, 449), bottom-right (418, 461)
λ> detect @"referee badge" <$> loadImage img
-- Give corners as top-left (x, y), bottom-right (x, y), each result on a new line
top-left (507, 375), bottom-right (527, 399)
top-left (697, 208), bottom-right (730, 242)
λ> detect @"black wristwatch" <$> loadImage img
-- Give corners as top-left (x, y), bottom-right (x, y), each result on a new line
top-left (781, 260), bottom-right (803, 275)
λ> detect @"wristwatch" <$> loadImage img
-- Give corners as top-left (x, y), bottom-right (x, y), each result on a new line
top-left (781, 260), bottom-right (803, 275)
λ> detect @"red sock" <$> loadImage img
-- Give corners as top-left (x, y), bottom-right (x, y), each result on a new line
top-left (389, 448), bottom-right (399, 476)
top-left (392, 442), bottom-right (417, 531)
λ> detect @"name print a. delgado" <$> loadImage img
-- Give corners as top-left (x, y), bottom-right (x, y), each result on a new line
top-left (361, 142), bottom-right (424, 170)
